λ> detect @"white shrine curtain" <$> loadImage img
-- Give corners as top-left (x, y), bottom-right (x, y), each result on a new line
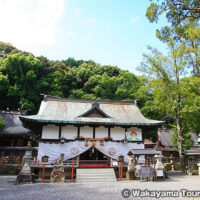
top-left (37, 141), bottom-right (144, 163)
top-left (95, 141), bottom-right (144, 162)
top-left (37, 141), bottom-right (92, 162)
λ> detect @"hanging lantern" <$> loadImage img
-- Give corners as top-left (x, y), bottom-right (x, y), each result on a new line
top-left (85, 141), bottom-right (88, 146)
top-left (100, 140), bottom-right (104, 146)
top-left (92, 141), bottom-right (96, 146)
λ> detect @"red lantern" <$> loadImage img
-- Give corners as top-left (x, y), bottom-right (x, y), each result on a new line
top-left (92, 141), bottom-right (96, 146)
top-left (85, 141), bottom-right (88, 146)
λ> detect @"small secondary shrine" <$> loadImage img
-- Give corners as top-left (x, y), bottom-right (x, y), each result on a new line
top-left (20, 96), bottom-right (164, 164)
top-left (0, 110), bottom-right (31, 158)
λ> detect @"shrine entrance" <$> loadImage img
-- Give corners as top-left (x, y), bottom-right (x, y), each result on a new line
top-left (79, 147), bottom-right (110, 167)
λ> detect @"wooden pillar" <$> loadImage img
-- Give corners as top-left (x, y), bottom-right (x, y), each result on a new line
top-left (77, 156), bottom-right (80, 167)
top-left (77, 127), bottom-right (80, 138)
top-left (59, 126), bottom-right (62, 139)
top-left (93, 127), bottom-right (95, 138)
top-left (110, 157), bottom-right (113, 167)
top-left (108, 127), bottom-right (111, 138)
top-left (11, 137), bottom-right (14, 147)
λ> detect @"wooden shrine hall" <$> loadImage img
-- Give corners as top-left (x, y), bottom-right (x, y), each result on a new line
top-left (20, 95), bottom-right (165, 167)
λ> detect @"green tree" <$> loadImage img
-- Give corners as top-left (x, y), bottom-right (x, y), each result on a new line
top-left (146, 0), bottom-right (200, 26)
top-left (0, 53), bottom-right (43, 111)
top-left (146, 0), bottom-right (200, 135)
top-left (146, 1), bottom-right (200, 81)
top-left (139, 41), bottom-right (197, 173)
top-left (0, 41), bottom-right (17, 58)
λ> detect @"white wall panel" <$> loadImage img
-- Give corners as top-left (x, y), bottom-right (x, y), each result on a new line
top-left (95, 126), bottom-right (108, 138)
top-left (110, 127), bottom-right (125, 140)
top-left (62, 126), bottom-right (77, 140)
top-left (42, 125), bottom-right (59, 139)
top-left (80, 126), bottom-right (93, 138)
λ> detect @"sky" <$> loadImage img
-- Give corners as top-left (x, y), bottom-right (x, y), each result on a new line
top-left (0, 0), bottom-right (168, 75)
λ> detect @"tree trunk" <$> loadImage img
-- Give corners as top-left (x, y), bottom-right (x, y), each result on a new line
top-left (176, 112), bottom-right (185, 174)
top-left (173, 49), bottom-right (186, 175)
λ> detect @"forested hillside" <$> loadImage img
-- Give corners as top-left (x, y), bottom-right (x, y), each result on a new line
top-left (0, 42), bottom-right (143, 112)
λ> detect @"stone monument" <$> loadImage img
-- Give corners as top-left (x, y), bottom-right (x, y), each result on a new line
top-left (50, 153), bottom-right (65, 182)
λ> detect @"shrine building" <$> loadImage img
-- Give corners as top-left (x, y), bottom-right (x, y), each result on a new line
top-left (20, 95), bottom-right (164, 166)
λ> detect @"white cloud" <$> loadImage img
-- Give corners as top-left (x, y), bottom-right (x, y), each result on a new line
top-left (83, 19), bottom-right (97, 25)
top-left (0, 0), bottom-right (65, 48)
top-left (130, 16), bottom-right (140, 23)
top-left (105, 25), bottom-right (111, 31)
top-left (74, 8), bottom-right (81, 15)
top-left (67, 31), bottom-right (74, 37)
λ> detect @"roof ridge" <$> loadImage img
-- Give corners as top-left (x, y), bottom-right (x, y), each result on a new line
top-left (41, 94), bottom-right (137, 105)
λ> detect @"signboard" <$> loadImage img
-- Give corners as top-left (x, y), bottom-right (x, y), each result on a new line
top-left (156, 170), bottom-right (164, 177)
top-left (118, 155), bottom-right (124, 162)
top-left (42, 155), bottom-right (49, 163)
top-left (112, 161), bottom-right (118, 166)
top-left (126, 129), bottom-right (142, 141)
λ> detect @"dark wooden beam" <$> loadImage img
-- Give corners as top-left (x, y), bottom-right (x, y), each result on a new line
top-left (74, 125), bottom-right (84, 127)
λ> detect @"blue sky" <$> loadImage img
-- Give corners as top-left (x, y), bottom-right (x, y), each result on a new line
top-left (0, 0), bottom-right (168, 74)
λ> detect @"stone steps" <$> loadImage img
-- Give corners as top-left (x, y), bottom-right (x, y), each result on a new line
top-left (76, 168), bottom-right (117, 183)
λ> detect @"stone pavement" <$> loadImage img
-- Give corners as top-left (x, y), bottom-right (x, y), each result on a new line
top-left (0, 175), bottom-right (200, 200)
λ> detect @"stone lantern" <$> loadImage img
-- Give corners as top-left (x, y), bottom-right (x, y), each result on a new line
top-left (16, 141), bottom-right (33, 184)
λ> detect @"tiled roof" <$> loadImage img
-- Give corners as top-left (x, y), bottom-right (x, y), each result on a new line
top-left (20, 96), bottom-right (165, 126)
top-left (0, 111), bottom-right (30, 135)
top-left (158, 128), bottom-right (199, 148)
top-left (128, 148), bottom-right (162, 155)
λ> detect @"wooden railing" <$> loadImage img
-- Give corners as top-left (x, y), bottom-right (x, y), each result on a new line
top-left (30, 159), bottom-right (77, 167)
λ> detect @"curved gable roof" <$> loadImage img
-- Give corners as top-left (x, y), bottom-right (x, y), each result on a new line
top-left (79, 101), bottom-right (111, 118)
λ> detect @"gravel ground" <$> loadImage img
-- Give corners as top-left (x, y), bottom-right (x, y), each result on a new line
top-left (0, 175), bottom-right (200, 200)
